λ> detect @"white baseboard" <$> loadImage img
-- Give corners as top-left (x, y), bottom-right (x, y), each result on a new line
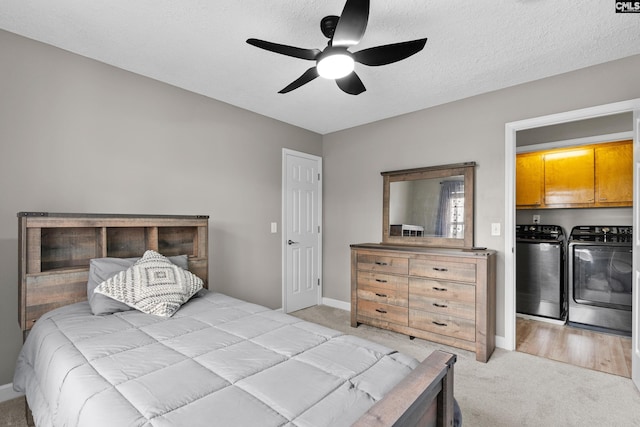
top-left (321, 297), bottom-right (350, 311)
top-left (0, 383), bottom-right (24, 403)
top-left (495, 335), bottom-right (508, 350)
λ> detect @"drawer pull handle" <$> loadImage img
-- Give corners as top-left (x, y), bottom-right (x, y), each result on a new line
top-left (432, 287), bottom-right (448, 292)
top-left (433, 303), bottom-right (448, 308)
top-left (432, 321), bottom-right (448, 327)
top-left (375, 308), bottom-right (388, 314)
top-left (375, 261), bottom-right (389, 266)
top-left (433, 267), bottom-right (448, 272)
top-left (375, 278), bottom-right (388, 283)
top-left (375, 293), bottom-right (388, 298)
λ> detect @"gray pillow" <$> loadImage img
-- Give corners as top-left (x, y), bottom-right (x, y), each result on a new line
top-left (88, 254), bottom-right (188, 315)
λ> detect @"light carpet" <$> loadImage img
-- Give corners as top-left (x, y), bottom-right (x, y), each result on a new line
top-left (292, 305), bottom-right (640, 427)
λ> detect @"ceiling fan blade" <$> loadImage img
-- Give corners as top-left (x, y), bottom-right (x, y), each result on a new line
top-left (332, 0), bottom-right (369, 47)
top-left (279, 67), bottom-right (320, 93)
top-left (335, 72), bottom-right (366, 95)
top-left (246, 38), bottom-right (321, 61)
top-left (354, 38), bottom-right (427, 66)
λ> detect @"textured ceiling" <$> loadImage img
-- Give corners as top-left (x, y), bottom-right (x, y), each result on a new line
top-left (2, 0), bottom-right (639, 134)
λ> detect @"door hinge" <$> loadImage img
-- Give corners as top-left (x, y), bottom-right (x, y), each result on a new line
top-left (318, 173), bottom-right (321, 181)
top-left (317, 225), bottom-right (320, 233)
top-left (317, 278), bottom-right (320, 287)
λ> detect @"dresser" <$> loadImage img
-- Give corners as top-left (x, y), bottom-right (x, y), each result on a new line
top-left (351, 243), bottom-right (496, 362)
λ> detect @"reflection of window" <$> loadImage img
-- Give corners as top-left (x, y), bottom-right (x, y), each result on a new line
top-left (436, 181), bottom-right (464, 238)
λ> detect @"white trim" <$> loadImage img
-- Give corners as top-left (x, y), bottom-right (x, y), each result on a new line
top-left (281, 149), bottom-right (323, 313)
top-left (494, 335), bottom-right (507, 350)
top-left (633, 111), bottom-right (640, 390)
top-left (504, 98), bottom-right (640, 352)
top-left (516, 131), bottom-right (634, 153)
top-left (504, 123), bottom-right (517, 350)
top-left (322, 297), bottom-right (351, 311)
top-left (0, 383), bottom-right (24, 403)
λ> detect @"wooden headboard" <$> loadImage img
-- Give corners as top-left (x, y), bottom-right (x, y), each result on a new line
top-left (18, 212), bottom-right (209, 335)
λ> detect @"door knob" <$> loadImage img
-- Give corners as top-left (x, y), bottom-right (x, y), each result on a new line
top-left (287, 240), bottom-right (299, 245)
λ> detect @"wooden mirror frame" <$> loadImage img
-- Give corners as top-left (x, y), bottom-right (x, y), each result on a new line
top-left (382, 162), bottom-right (476, 248)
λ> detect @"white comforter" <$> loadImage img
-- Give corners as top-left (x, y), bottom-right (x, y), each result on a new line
top-left (14, 291), bottom-right (418, 427)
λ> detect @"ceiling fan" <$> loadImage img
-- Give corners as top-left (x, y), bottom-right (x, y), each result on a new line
top-left (246, 0), bottom-right (427, 95)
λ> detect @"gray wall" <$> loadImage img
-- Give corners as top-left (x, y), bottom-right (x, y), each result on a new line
top-left (516, 208), bottom-right (632, 237)
top-left (2, 26), bottom-right (640, 388)
top-left (0, 30), bottom-right (322, 385)
top-left (322, 54), bottom-right (640, 343)
top-left (517, 112), bottom-right (633, 146)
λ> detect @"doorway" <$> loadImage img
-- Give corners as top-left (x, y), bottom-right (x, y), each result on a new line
top-left (505, 99), bottom-right (640, 389)
top-left (281, 149), bottom-right (322, 313)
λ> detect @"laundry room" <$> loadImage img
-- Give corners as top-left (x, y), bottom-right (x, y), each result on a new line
top-left (515, 112), bottom-right (633, 377)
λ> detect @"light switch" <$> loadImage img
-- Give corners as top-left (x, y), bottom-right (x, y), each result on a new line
top-left (270, 222), bottom-right (278, 233)
top-left (491, 223), bottom-right (501, 236)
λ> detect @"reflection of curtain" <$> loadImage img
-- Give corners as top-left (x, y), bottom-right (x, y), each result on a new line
top-left (436, 181), bottom-right (465, 238)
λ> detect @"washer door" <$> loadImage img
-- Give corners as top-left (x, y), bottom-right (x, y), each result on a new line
top-left (572, 245), bottom-right (632, 310)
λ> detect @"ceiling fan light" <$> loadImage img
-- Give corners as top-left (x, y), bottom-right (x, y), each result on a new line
top-left (317, 53), bottom-right (354, 79)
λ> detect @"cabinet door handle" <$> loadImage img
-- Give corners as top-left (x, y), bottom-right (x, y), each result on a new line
top-left (375, 261), bottom-right (388, 266)
top-left (432, 321), bottom-right (448, 327)
top-left (432, 287), bottom-right (448, 292)
top-left (375, 308), bottom-right (388, 314)
top-left (433, 303), bottom-right (448, 308)
top-left (375, 278), bottom-right (388, 283)
top-left (375, 293), bottom-right (388, 298)
top-left (433, 267), bottom-right (448, 272)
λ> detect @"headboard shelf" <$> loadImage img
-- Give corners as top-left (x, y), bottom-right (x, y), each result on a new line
top-left (18, 213), bottom-right (209, 333)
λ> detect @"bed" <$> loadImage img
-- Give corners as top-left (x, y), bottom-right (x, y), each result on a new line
top-left (14, 212), bottom-right (459, 427)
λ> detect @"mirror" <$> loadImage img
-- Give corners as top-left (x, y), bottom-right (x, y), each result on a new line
top-left (382, 162), bottom-right (475, 248)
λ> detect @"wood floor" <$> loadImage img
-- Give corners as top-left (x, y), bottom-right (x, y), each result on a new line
top-left (516, 317), bottom-right (632, 378)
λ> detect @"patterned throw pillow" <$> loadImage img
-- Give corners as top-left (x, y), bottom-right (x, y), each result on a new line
top-left (94, 250), bottom-right (203, 317)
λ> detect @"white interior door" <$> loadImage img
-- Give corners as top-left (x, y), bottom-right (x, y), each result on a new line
top-left (282, 149), bottom-right (322, 313)
top-left (633, 109), bottom-right (640, 392)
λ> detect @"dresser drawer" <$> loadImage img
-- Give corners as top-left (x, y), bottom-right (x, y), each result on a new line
top-left (357, 253), bottom-right (408, 275)
top-left (409, 257), bottom-right (476, 283)
top-left (409, 295), bottom-right (475, 321)
top-left (410, 278), bottom-right (475, 304)
top-left (358, 300), bottom-right (408, 326)
top-left (358, 272), bottom-right (408, 307)
top-left (410, 278), bottom-right (475, 321)
top-left (409, 309), bottom-right (475, 342)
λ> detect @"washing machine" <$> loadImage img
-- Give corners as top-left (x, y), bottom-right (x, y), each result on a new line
top-left (516, 224), bottom-right (566, 320)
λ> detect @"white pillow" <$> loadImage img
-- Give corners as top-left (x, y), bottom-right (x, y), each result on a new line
top-left (94, 250), bottom-right (203, 317)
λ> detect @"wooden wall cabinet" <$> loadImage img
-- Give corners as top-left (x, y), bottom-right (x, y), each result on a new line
top-left (516, 140), bottom-right (632, 209)
top-left (515, 152), bottom-right (544, 207)
top-left (18, 212), bottom-right (209, 334)
top-left (595, 142), bottom-right (633, 205)
top-left (351, 243), bottom-right (496, 363)
top-left (544, 147), bottom-right (595, 206)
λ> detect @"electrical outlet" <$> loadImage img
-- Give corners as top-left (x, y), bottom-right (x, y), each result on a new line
top-left (533, 215), bottom-right (540, 223)
top-left (491, 223), bottom-right (501, 236)
top-left (270, 222), bottom-right (277, 233)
